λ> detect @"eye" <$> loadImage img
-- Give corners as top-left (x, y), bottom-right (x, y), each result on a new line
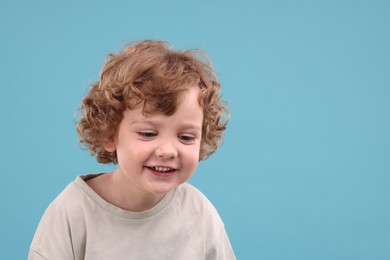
top-left (137, 132), bottom-right (157, 139)
top-left (178, 135), bottom-right (196, 144)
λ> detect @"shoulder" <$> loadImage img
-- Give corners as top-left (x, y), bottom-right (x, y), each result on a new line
top-left (32, 177), bottom-right (92, 237)
top-left (29, 177), bottom-right (90, 259)
top-left (44, 178), bottom-right (89, 216)
top-left (176, 182), bottom-right (204, 197)
top-left (175, 182), bottom-right (215, 209)
top-left (46, 174), bottom-right (103, 212)
top-left (174, 182), bottom-right (224, 227)
top-left (175, 183), bottom-right (236, 259)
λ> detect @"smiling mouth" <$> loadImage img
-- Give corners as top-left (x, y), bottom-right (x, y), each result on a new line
top-left (147, 166), bottom-right (176, 173)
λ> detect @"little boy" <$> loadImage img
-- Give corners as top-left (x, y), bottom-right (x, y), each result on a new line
top-left (29, 40), bottom-right (236, 259)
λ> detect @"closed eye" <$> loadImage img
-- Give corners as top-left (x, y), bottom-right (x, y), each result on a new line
top-left (178, 135), bottom-right (196, 143)
top-left (137, 132), bottom-right (157, 138)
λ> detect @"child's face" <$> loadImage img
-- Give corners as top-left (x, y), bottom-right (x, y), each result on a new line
top-left (108, 87), bottom-right (203, 196)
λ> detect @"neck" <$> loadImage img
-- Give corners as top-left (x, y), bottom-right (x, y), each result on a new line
top-left (108, 169), bottom-right (165, 212)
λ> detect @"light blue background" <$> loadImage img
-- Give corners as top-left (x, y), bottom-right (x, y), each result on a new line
top-left (1, 0), bottom-right (389, 259)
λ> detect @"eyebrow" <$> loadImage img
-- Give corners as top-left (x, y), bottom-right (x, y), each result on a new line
top-left (178, 122), bottom-right (202, 131)
top-left (129, 119), bottom-right (150, 126)
top-left (130, 119), bottom-right (202, 131)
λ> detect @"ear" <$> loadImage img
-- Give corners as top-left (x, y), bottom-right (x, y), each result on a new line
top-left (104, 142), bottom-right (116, 152)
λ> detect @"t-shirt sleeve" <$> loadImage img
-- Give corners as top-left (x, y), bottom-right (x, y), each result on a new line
top-left (28, 249), bottom-right (48, 260)
top-left (206, 226), bottom-right (236, 260)
top-left (28, 200), bottom-right (75, 259)
top-left (186, 184), bottom-right (236, 260)
top-left (28, 184), bottom-right (86, 260)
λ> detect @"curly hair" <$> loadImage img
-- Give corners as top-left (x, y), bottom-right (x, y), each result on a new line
top-left (77, 40), bottom-right (229, 163)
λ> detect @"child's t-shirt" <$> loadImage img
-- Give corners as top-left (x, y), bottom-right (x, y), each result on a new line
top-left (28, 174), bottom-right (235, 260)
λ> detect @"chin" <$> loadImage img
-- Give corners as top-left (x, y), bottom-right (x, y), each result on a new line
top-left (147, 183), bottom-right (178, 195)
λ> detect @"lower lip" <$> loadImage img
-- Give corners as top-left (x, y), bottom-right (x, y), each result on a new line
top-left (146, 167), bottom-right (176, 177)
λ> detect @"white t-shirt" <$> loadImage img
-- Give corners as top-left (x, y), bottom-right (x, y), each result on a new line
top-left (29, 174), bottom-right (236, 260)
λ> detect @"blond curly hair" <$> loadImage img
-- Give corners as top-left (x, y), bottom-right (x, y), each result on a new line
top-left (77, 40), bottom-right (229, 163)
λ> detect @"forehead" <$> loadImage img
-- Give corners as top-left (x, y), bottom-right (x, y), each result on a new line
top-left (127, 84), bottom-right (203, 115)
top-left (123, 88), bottom-right (203, 126)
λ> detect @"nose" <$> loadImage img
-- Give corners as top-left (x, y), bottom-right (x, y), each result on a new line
top-left (154, 139), bottom-right (178, 159)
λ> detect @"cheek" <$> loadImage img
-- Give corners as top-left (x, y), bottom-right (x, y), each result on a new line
top-left (116, 142), bottom-right (148, 162)
top-left (183, 145), bottom-right (201, 166)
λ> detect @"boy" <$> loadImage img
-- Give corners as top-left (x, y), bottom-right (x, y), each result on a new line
top-left (29, 40), bottom-right (235, 259)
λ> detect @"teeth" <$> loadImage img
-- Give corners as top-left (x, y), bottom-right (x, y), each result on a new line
top-left (153, 166), bottom-right (174, 172)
